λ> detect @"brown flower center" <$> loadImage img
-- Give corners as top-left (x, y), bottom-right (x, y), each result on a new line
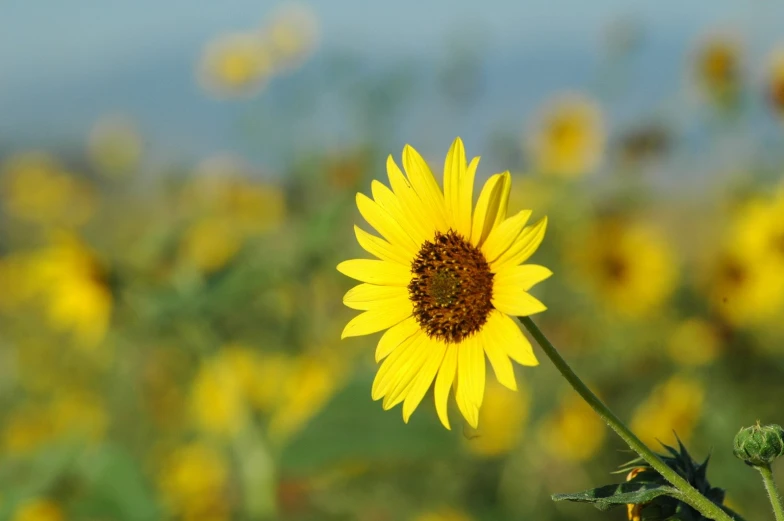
top-left (408, 230), bottom-right (494, 343)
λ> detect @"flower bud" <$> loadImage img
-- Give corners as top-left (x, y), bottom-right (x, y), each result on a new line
top-left (733, 423), bottom-right (784, 467)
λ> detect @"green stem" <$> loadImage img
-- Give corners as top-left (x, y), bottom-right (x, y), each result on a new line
top-left (519, 316), bottom-right (734, 521)
top-left (758, 465), bottom-right (784, 521)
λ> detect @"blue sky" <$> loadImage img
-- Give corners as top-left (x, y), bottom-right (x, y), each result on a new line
top-left (1, 0), bottom-right (782, 162)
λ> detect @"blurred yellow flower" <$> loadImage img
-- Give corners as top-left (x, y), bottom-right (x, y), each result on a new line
top-left (630, 375), bottom-right (704, 447)
top-left (264, 3), bottom-right (319, 71)
top-left (179, 217), bottom-right (243, 274)
top-left (3, 405), bottom-right (52, 455)
top-left (768, 48), bottom-right (784, 117)
top-left (1, 152), bottom-right (94, 226)
top-left (464, 380), bottom-right (530, 457)
top-left (707, 195), bottom-right (784, 326)
top-left (190, 352), bottom-right (248, 438)
top-left (23, 234), bottom-right (112, 346)
top-left (159, 442), bottom-right (230, 521)
top-left (413, 508), bottom-right (473, 521)
top-left (268, 351), bottom-right (346, 444)
top-left (695, 36), bottom-right (741, 107)
top-left (199, 31), bottom-right (273, 98)
top-left (11, 499), bottom-right (63, 521)
top-left (538, 392), bottom-right (606, 462)
top-left (87, 114), bottom-right (143, 177)
top-left (244, 351), bottom-right (294, 412)
top-left (571, 219), bottom-right (678, 318)
top-left (528, 93), bottom-right (605, 178)
top-left (667, 318), bottom-right (723, 367)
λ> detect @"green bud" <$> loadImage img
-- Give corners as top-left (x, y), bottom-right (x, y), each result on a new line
top-left (733, 423), bottom-right (784, 467)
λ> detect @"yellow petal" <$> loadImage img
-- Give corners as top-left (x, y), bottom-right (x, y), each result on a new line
top-left (402, 338), bottom-right (448, 422)
top-left (478, 324), bottom-right (517, 391)
top-left (341, 297), bottom-right (412, 338)
top-left (491, 217), bottom-right (548, 271)
top-left (481, 209), bottom-right (532, 263)
top-left (382, 340), bottom-right (432, 410)
top-left (488, 311), bottom-right (538, 366)
top-left (402, 144), bottom-right (450, 231)
top-left (443, 137), bottom-right (476, 237)
top-left (354, 226), bottom-right (411, 265)
top-left (343, 283), bottom-right (408, 310)
top-left (356, 193), bottom-right (419, 254)
top-left (434, 345), bottom-right (458, 430)
top-left (371, 330), bottom-right (426, 400)
top-left (493, 264), bottom-right (553, 294)
top-left (371, 180), bottom-right (429, 246)
top-left (492, 290), bottom-right (547, 317)
top-left (455, 336), bottom-right (484, 428)
top-left (376, 316), bottom-right (420, 362)
top-left (337, 259), bottom-right (411, 286)
top-left (386, 155), bottom-right (437, 242)
top-left (471, 172), bottom-right (510, 247)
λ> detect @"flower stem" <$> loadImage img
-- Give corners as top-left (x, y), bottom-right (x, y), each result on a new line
top-left (519, 316), bottom-right (734, 521)
top-left (758, 465), bottom-right (784, 521)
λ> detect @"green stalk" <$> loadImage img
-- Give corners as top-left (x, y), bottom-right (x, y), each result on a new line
top-left (519, 316), bottom-right (734, 521)
top-left (758, 465), bottom-right (784, 521)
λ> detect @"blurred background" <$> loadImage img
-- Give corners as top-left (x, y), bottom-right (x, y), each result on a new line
top-left (2, 1), bottom-right (784, 520)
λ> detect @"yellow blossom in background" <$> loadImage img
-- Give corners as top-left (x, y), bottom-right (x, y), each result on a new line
top-left (630, 375), bottom-right (705, 447)
top-left (48, 390), bottom-right (107, 444)
top-left (198, 31), bottom-right (273, 98)
top-left (528, 93), bottom-right (605, 178)
top-left (11, 499), bottom-right (63, 521)
top-left (264, 3), bottom-right (320, 71)
top-left (464, 380), bottom-right (530, 457)
top-left (23, 234), bottom-right (112, 347)
top-left (538, 392), bottom-right (606, 462)
top-left (570, 219), bottom-right (678, 318)
top-left (767, 47), bottom-right (784, 117)
top-left (244, 352), bottom-right (294, 412)
top-left (667, 318), bottom-right (723, 367)
top-left (179, 217), bottom-right (243, 274)
top-left (694, 35), bottom-right (741, 107)
top-left (413, 508), bottom-right (473, 521)
top-left (0, 254), bottom-right (37, 311)
top-left (190, 353), bottom-right (248, 438)
top-left (3, 404), bottom-right (53, 455)
top-left (0, 152), bottom-right (94, 226)
top-left (159, 442), bottom-right (230, 521)
top-left (87, 114), bottom-right (143, 177)
top-left (267, 351), bottom-right (346, 444)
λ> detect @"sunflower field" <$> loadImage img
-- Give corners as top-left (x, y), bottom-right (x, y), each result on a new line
top-left (1, 3), bottom-right (784, 521)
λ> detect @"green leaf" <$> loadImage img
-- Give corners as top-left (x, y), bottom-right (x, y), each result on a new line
top-left (552, 482), bottom-right (680, 511)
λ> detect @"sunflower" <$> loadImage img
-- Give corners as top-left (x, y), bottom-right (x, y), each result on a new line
top-left (337, 138), bottom-right (550, 429)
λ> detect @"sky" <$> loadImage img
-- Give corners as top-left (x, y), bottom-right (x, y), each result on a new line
top-left (1, 0), bottom-right (783, 163)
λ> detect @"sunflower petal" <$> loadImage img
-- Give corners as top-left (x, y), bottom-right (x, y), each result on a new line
top-left (490, 311), bottom-right (539, 366)
top-left (481, 209), bottom-right (532, 263)
top-left (492, 264), bottom-right (553, 293)
top-left (491, 216), bottom-right (548, 270)
top-left (382, 341), bottom-right (432, 410)
top-left (371, 180), bottom-right (429, 247)
top-left (434, 345), bottom-right (458, 430)
top-left (376, 316), bottom-right (420, 362)
top-left (492, 290), bottom-right (547, 317)
top-left (354, 226), bottom-right (411, 265)
top-left (478, 324), bottom-right (517, 391)
top-left (386, 155), bottom-right (436, 242)
top-left (402, 144), bottom-right (450, 231)
top-left (343, 283), bottom-right (408, 310)
top-left (372, 330), bottom-right (425, 400)
top-left (337, 259), bottom-right (411, 286)
top-left (402, 338), bottom-right (448, 423)
top-left (341, 297), bottom-right (411, 338)
top-left (443, 137), bottom-right (476, 237)
top-left (455, 336), bottom-right (484, 428)
top-left (471, 172), bottom-right (509, 246)
top-left (356, 193), bottom-right (419, 254)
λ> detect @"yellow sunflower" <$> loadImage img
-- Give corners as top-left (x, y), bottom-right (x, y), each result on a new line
top-left (337, 137), bottom-right (550, 429)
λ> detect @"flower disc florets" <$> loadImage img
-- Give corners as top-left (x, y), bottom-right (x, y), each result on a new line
top-left (408, 230), bottom-right (494, 343)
